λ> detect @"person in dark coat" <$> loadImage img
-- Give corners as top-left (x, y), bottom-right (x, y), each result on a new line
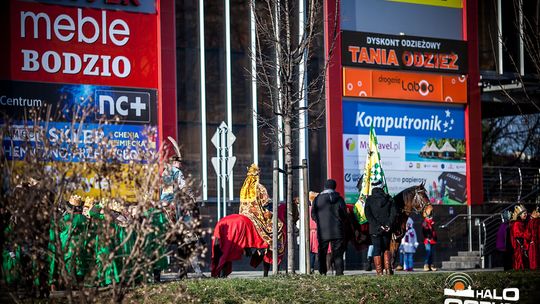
top-left (364, 180), bottom-right (397, 275)
top-left (311, 179), bottom-right (348, 276)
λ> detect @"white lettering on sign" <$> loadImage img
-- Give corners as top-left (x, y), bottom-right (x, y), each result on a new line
top-left (355, 111), bottom-right (442, 133)
top-left (20, 8), bottom-right (130, 46)
top-left (98, 95), bottom-right (146, 117)
top-left (21, 50), bottom-right (130, 78)
top-left (18, 8), bottom-right (132, 79)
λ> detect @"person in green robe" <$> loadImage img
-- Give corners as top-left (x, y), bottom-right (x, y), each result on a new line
top-left (48, 211), bottom-right (65, 290)
top-left (143, 205), bottom-right (169, 283)
top-left (59, 195), bottom-right (88, 283)
top-left (1, 224), bottom-right (21, 287)
top-left (110, 201), bottom-right (137, 285)
top-left (90, 201), bottom-right (120, 286)
top-left (81, 197), bottom-right (98, 287)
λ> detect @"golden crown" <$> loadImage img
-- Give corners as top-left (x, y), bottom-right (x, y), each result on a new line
top-left (512, 204), bottom-right (527, 220)
top-left (68, 194), bottom-right (82, 207)
top-left (247, 164), bottom-right (260, 176)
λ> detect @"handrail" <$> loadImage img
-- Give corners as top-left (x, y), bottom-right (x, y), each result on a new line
top-left (483, 166), bottom-right (539, 203)
top-left (439, 214), bottom-right (493, 229)
top-left (480, 203), bottom-right (517, 226)
top-left (480, 202), bottom-right (518, 263)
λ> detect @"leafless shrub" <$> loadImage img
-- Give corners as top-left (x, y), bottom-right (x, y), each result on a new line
top-left (0, 106), bottom-right (205, 303)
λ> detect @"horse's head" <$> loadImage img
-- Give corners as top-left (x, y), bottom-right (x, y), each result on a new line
top-left (411, 181), bottom-right (431, 215)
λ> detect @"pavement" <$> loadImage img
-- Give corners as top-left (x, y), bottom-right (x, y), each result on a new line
top-left (162, 267), bottom-right (504, 280)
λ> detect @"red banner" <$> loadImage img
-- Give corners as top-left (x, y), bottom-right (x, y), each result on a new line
top-left (6, 1), bottom-right (159, 89)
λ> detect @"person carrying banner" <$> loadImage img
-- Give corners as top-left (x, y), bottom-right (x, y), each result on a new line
top-left (365, 179), bottom-right (396, 275)
top-left (356, 126), bottom-right (395, 275)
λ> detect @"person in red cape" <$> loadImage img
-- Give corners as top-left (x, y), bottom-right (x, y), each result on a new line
top-left (527, 207), bottom-right (540, 270)
top-left (510, 204), bottom-right (530, 270)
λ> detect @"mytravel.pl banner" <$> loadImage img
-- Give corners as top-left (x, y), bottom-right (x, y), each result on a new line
top-left (342, 99), bottom-right (467, 205)
top-left (342, 30), bottom-right (468, 74)
top-left (343, 67), bottom-right (467, 103)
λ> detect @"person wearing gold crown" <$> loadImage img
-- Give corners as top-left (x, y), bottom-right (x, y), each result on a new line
top-left (109, 200), bottom-right (137, 283)
top-left (527, 207), bottom-right (540, 270)
top-left (510, 204), bottom-right (530, 270)
top-left (239, 164), bottom-right (285, 258)
top-left (58, 194), bottom-right (88, 283)
top-left (91, 199), bottom-right (120, 286)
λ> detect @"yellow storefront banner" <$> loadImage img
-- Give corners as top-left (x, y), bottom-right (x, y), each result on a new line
top-left (10, 161), bottom-right (159, 203)
top-left (387, 0), bottom-right (463, 9)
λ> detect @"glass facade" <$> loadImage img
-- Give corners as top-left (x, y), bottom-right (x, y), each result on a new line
top-left (175, 1), bottom-right (327, 215)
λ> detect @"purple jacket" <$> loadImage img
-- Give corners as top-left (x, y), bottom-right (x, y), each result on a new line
top-left (496, 222), bottom-right (509, 252)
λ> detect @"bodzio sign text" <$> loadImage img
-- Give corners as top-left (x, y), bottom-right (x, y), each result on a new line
top-left (8, 1), bottom-right (159, 88)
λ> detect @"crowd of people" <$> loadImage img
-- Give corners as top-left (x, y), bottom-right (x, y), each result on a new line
top-left (310, 178), bottom-right (438, 275)
top-left (1, 154), bottom-right (203, 297)
top-left (497, 204), bottom-right (540, 270)
top-left (1, 194), bottom-right (173, 295)
top-left (3, 157), bottom-right (538, 297)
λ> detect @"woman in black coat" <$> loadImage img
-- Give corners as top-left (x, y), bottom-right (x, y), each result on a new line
top-left (365, 180), bottom-right (397, 275)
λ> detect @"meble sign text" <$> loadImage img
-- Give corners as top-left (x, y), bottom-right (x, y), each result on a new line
top-left (20, 8), bottom-right (131, 78)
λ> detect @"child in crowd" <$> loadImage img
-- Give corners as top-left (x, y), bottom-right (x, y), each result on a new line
top-left (401, 217), bottom-right (419, 271)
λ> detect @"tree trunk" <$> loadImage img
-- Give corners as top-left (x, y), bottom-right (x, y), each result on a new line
top-left (284, 116), bottom-right (294, 273)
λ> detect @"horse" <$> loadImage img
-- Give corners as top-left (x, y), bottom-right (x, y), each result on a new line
top-left (345, 182), bottom-right (431, 273)
top-left (211, 202), bottom-right (298, 278)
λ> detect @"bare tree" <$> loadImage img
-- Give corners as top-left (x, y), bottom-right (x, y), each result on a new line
top-left (481, 0), bottom-right (540, 166)
top-left (251, 0), bottom-right (337, 273)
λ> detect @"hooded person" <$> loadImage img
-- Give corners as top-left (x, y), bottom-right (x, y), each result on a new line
top-left (401, 217), bottom-right (419, 271)
top-left (311, 179), bottom-right (348, 276)
top-left (365, 179), bottom-right (397, 275)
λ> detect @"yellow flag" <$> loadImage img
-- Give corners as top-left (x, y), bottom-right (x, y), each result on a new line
top-left (353, 126), bottom-right (388, 224)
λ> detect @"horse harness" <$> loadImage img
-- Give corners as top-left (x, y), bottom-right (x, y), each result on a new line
top-left (393, 187), bottom-right (428, 241)
top-left (402, 187), bottom-right (428, 216)
top-left (411, 187), bottom-right (428, 215)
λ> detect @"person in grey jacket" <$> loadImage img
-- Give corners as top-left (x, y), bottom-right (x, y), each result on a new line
top-left (311, 179), bottom-right (348, 275)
